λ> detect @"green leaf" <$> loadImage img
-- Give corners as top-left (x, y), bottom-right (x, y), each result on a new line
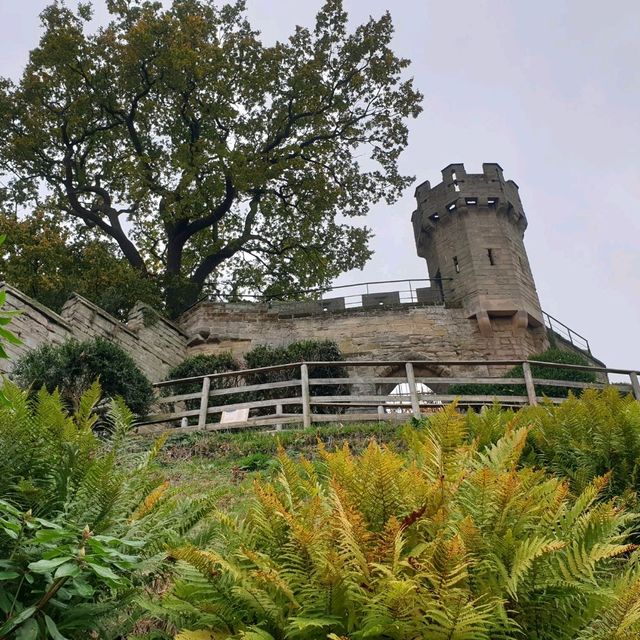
top-left (70, 579), bottom-right (94, 597)
top-left (0, 606), bottom-right (37, 636)
top-left (0, 326), bottom-right (21, 345)
top-left (15, 618), bottom-right (39, 640)
top-left (0, 571), bottom-right (20, 580)
top-left (94, 535), bottom-right (145, 548)
top-left (28, 556), bottom-right (73, 574)
top-left (86, 562), bottom-right (122, 582)
top-left (34, 518), bottom-right (63, 530)
top-left (35, 529), bottom-right (70, 543)
top-left (45, 615), bottom-right (69, 640)
top-left (54, 562), bottom-right (80, 579)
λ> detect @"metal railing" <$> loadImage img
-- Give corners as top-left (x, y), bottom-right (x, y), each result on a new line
top-left (137, 359), bottom-right (640, 435)
top-left (542, 311), bottom-right (591, 353)
top-left (203, 278), bottom-right (446, 310)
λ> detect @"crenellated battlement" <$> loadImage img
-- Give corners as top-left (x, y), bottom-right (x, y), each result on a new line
top-left (412, 163), bottom-right (526, 240)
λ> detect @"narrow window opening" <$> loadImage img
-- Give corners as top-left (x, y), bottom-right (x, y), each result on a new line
top-left (451, 171), bottom-right (457, 181)
top-left (454, 182), bottom-right (460, 192)
top-left (465, 198), bottom-right (477, 206)
top-left (429, 212), bottom-right (440, 222)
top-left (447, 202), bottom-right (456, 211)
top-left (487, 197), bottom-right (498, 207)
top-left (487, 248), bottom-right (495, 265)
top-left (453, 256), bottom-right (460, 273)
top-left (435, 269), bottom-right (444, 299)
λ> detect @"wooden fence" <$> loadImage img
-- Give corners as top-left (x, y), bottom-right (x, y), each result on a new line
top-left (137, 359), bottom-right (640, 434)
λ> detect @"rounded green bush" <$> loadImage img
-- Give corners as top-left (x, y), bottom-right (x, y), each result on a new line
top-left (244, 339), bottom-right (348, 414)
top-left (164, 353), bottom-right (242, 420)
top-left (12, 337), bottom-right (154, 415)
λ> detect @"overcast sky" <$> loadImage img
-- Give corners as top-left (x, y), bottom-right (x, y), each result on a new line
top-left (0, 0), bottom-right (638, 370)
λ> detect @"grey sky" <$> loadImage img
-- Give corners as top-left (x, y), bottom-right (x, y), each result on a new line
top-left (1, 0), bottom-right (638, 369)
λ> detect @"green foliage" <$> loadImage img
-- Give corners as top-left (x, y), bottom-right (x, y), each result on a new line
top-left (525, 387), bottom-right (640, 498)
top-left (449, 347), bottom-right (597, 399)
top-left (163, 353), bottom-right (242, 423)
top-left (236, 452), bottom-right (274, 472)
top-left (153, 404), bottom-right (640, 639)
top-left (0, 383), bottom-right (146, 638)
top-left (244, 340), bottom-right (348, 414)
top-left (0, 0), bottom-right (422, 316)
top-left (0, 380), bottom-right (225, 638)
top-left (0, 211), bottom-right (162, 319)
top-left (12, 337), bottom-right (154, 415)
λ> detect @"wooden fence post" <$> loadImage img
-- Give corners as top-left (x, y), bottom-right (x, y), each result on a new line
top-left (198, 376), bottom-right (211, 429)
top-left (276, 403), bottom-right (283, 432)
top-left (300, 363), bottom-right (311, 429)
top-left (630, 372), bottom-right (640, 401)
top-left (405, 362), bottom-right (421, 418)
top-left (522, 361), bottom-right (537, 406)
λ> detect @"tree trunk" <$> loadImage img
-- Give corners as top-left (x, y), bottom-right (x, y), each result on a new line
top-left (164, 278), bottom-right (203, 319)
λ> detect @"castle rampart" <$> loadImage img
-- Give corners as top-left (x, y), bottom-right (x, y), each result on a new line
top-left (0, 163), bottom-right (603, 384)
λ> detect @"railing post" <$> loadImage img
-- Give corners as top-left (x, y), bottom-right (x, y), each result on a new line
top-left (630, 372), bottom-right (640, 401)
top-left (276, 403), bottom-right (283, 432)
top-left (300, 363), bottom-right (311, 429)
top-left (405, 362), bottom-right (421, 418)
top-left (198, 376), bottom-right (211, 429)
top-left (522, 361), bottom-right (537, 406)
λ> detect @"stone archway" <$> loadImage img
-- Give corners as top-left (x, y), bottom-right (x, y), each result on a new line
top-left (373, 357), bottom-right (452, 410)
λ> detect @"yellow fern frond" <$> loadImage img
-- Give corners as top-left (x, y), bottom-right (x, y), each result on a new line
top-left (169, 544), bottom-right (235, 578)
top-left (129, 480), bottom-right (170, 522)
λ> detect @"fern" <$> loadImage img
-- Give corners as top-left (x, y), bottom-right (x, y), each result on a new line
top-left (153, 410), bottom-right (640, 640)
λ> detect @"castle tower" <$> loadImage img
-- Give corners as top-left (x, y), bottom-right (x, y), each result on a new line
top-left (411, 163), bottom-right (543, 335)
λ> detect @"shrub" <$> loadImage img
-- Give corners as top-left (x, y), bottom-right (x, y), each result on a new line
top-left (0, 381), bottom-right (219, 639)
top-left (159, 405), bottom-right (640, 640)
top-left (0, 383), bottom-right (151, 638)
top-left (449, 347), bottom-right (597, 399)
top-left (12, 337), bottom-right (154, 415)
top-left (163, 353), bottom-right (242, 423)
top-left (244, 339), bottom-right (349, 415)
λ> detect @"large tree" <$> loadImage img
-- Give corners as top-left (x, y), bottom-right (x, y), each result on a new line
top-left (0, 0), bottom-right (422, 317)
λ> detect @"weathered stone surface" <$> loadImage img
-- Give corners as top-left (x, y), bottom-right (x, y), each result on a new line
top-left (0, 285), bottom-right (187, 381)
top-left (362, 292), bottom-right (401, 308)
top-left (178, 300), bottom-right (551, 375)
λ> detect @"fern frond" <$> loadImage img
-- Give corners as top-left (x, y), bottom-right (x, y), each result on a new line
top-left (129, 480), bottom-right (170, 522)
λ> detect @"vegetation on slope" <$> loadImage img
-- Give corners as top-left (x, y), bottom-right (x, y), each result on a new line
top-left (2, 273), bottom-right (640, 640)
top-left (12, 337), bottom-right (155, 415)
top-left (449, 347), bottom-right (597, 398)
top-left (148, 402), bottom-right (640, 640)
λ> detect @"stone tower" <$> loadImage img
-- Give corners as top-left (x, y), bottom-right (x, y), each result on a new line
top-left (411, 163), bottom-right (543, 336)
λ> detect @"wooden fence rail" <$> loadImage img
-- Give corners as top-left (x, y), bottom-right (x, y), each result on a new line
top-left (136, 359), bottom-right (640, 435)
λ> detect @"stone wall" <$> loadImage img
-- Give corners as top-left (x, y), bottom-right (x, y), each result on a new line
top-left (0, 283), bottom-right (187, 381)
top-left (178, 301), bottom-right (551, 376)
top-left (1, 282), bottom-right (603, 387)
